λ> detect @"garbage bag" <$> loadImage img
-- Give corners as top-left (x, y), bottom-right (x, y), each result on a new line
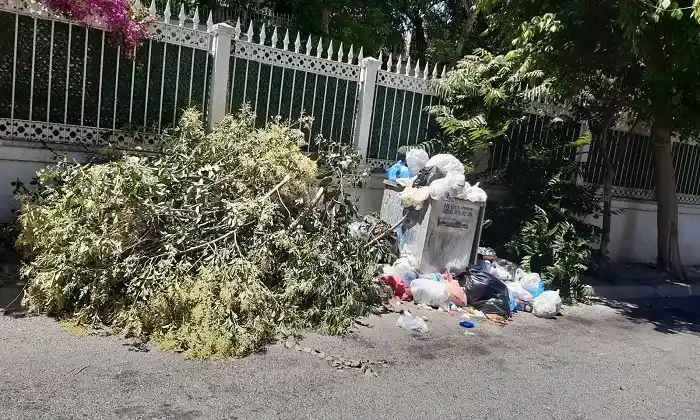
top-left (410, 278), bottom-right (450, 309)
top-left (518, 272), bottom-right (545, 298)
top-left (396, 176), bottom-right (415, 188)
top-left (348, 221), bottom-right (368, 239)
top-left (483, 261), bottom-right (513, 281)
top-left (477, 247), bottom-right (497, 257)
top-left (428, 172), bottom-right (466, 200)
top-left (506, 281), bottom-right (533, 302)
top-left (454, 268), bottom-right (511, 317)
top-left (443, 276), bottom-right (468, 307)
top-left (396, 311), bottom-right (429, 332)
top-left (425, 154), bottom-right (464, 174)
top-left (387, 161), bottom-right (412, 181)
top-left (533, 290), bottom-right (562, 318)
top-left (392, 249), bottom-right (419, 278)
top-left (414, 166), bottom-right (446, 187)
top-left (400, 186), bottom-right (430, 209)
top-left (406, 149), bottom-right (430, 175)
top-left (379, 275), bottom-right (412, 301)
top-left (465, 182), bottom-right (487, 202)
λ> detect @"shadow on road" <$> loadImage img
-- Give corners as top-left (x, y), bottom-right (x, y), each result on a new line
top-left (0, 249), bottom-right (25, 316)
top-left (600, 296), bottom-right (700, 336)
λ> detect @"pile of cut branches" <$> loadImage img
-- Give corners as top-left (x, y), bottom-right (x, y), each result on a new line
top-left (15, 109), bottom-right (389, 358)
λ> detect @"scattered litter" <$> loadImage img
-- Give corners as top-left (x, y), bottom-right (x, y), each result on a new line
top-left (396, 310), bottom-right (429, 333)
top-left (459, 320), bottom-right (475, 328)
top-left (463, 330), bottom-right (475, 337)
top-left (486, 314), bottom-right (508, 326)
top-left (464, 308), bottom-right (486, 320)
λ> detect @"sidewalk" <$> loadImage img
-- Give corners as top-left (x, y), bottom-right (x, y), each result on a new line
top-left (584, 263), bottom-right (700, 300)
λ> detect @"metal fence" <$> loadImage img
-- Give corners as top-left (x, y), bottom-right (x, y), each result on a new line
top-left (0, 0), bottom-right (213, 148)
top-left (2, 0), bottom-right (700, 205)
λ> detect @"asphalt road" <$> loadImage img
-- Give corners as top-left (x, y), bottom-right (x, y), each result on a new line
top-left (1, 297), bottom-right (700, 420)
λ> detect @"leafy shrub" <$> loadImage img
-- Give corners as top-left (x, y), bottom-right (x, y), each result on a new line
top-left (16, 109), bottom-right (387, 358)
top-left (428, 51), bottom-right (600, 302)
top-left (481, 142), bottom-right (601, 301)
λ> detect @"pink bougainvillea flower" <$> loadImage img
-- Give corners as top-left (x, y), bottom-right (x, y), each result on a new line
top-left (40, 0), bottom-right (152, 58)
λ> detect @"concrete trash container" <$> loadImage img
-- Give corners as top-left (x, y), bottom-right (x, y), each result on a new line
top-left (380, 180), bottom-right (485, 273)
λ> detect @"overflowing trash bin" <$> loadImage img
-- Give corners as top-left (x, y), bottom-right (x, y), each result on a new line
top-left (373, 149), bottom-right (563, 332)
top-left (380, 180), bottom-right (485, 273)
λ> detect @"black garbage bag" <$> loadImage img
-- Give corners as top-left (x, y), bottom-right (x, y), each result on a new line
top-left (413, 166), bottom-right (445, 187)
top-left (454, 267), bottom-right (511, 317)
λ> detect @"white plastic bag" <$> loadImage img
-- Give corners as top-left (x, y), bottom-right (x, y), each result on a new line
top-left (400, 186), bottom-right (430, 209)
top-left (396, 310), bottom-right (429, 332)
top-left (485, 261), bottom-right (512, 281)
top-left (428, 172), bottom-right (466, 200)
top-left (410, 278), bottom-right (450, 309)
top-left (425, 154), bottom-right (464, 175)
top-left (406, 149), bottom-right (430, 175)
top-left (396, 176), bottom-right (416, 188)
top-left (465, 182), bottom-right (487, 202)
top-left (533, 290), bottom-right (562, 318)
top-left (505, 282), bottom-right (533, 302)
top-left (392, 247), bottom-right (419, 277)
top-left (518, 272), bottom-right (542, 290)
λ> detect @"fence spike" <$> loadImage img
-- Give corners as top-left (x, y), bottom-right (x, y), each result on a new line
top-left (378, 49), bottom-right (383, 65)
top-left (405, 56), bottom-right (411, 76)
top-left (206, 11), bottom-right (213, 31)
top-left (148, 0), bottom-right (156, 18)
top-left (327, 40), bottom-right (333, 60)
top-left (294, 32), bottom-right (301, 53)
top-left (396, 55), bottom-right (402, 74)
top-left (233, 18), bottom-right (241, 39)
top-left (432, 63), bottom-right (438, 79)
top-left (423, 61), bottom-right (429, 79)
top-left (178, 4), bottom-right (186, 26)
top-left (283, 29), bottom-right (290, 50)
top-left (163, 0), bottom-right (171, 22)
top-left (134, 0), bottom-right (142, 7)
top-left (347, 44), bottom-right (354, 63)
top-left (387, 54), bottom-right (393, 72)
top-left (192, 7), bottom-right (200, 28)
top-left (247, 21), bottom-right (254, 41)
top-left (337, 42), bottom-right (343, 62)
top-left (358, 46), bottom-right (364, 61)
top-left (259, 23), bottom-right (266, 45)
top-left (306, 35), bottom-right (312, 55)
top-left (271, 27), bottom-right (278, 47)
top-left (441, 65), bottom-right (447, 78)
top-left (414, 59), bottom-right (420, 78)
top-left (316, 37), bottom-right (323, 58)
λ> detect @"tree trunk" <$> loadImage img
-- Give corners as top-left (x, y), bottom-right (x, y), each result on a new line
top-left (454, 0), bottom-right (477, 61)
top-left (600, 133), bottom-right (614, 264)
top-left (650, 117), bottom-right (686, 281)
top-left (321, 9), bottom-right (330, 35)
top-left (409, 9), bottom-right (427, 61)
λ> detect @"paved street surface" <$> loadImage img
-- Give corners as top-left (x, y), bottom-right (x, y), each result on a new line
top-left (1, 297), bottom-right (700, 420)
